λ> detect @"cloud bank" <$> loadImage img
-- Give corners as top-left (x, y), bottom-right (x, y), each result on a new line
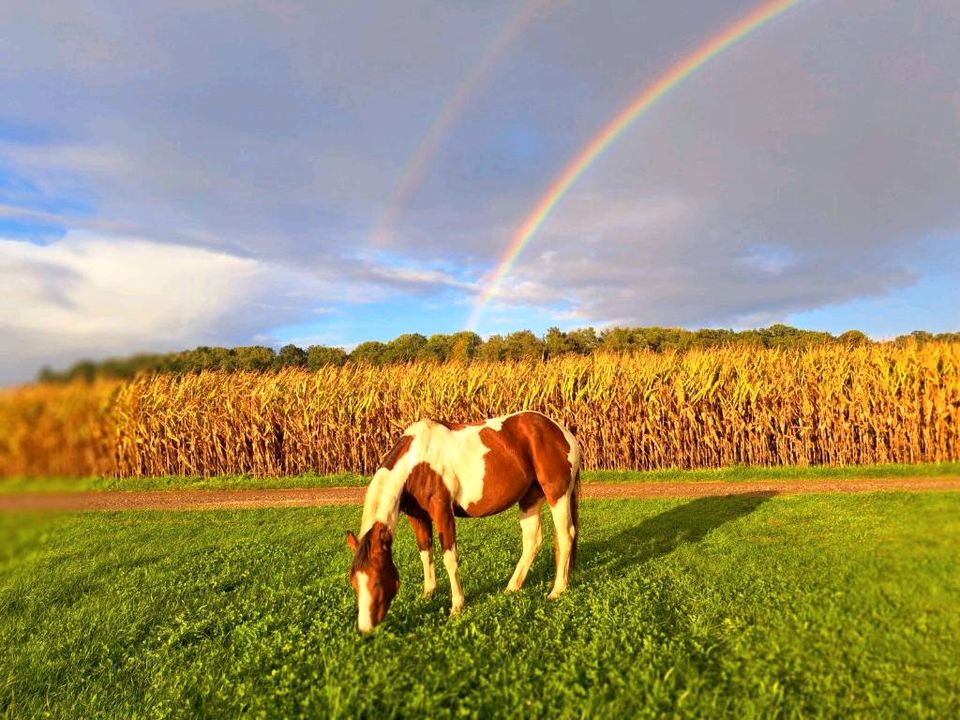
top-left (1, 0), bottom-right (958, 381)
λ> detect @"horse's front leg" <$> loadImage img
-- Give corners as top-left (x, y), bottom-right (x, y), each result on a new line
top-left (405, 512), bottom-right (436, 599)
top-left (432, 502), bottom-right (464, 616)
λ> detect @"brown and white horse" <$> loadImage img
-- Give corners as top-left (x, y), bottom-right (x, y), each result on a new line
top-left (346, 410), bottom-right (581, 632)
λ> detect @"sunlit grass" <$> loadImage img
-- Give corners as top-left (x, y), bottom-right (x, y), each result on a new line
top-left (1, 493), bottom-right (958, 717)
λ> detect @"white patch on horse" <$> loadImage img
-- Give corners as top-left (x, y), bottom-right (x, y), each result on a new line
top-left (431, 413), bottom-right (514, 509)
top-left (443, 546), bottom-right (465, 614)
top-left (356, 570), bottom-right (374, 633)
top-left (419, 549), bottom-right (436, 597)
top-left (444, 423), bottom-right (492, 508)
top-left (547, 494), bottom-right (575, 599)
top-left (560, 424), bottom-right (580, 482)
top-left (362, 427), bottom-right (418, 535)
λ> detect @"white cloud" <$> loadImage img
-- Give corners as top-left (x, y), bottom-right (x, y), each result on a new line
top-left (0, 232), bottom-right (338, 381)
top-left (1, 0), bottom-right (958, 371)
top-left (0, 232), bottom-right (272, 338)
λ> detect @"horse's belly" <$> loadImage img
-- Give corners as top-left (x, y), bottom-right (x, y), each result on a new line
top-left (457, 474), bottom-right (532, 517)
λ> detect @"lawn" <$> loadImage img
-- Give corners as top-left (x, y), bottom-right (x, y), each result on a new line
top-left (1, 493), bottom-right (958, 717)
top-left (2, 460), bottom-right (959, 494)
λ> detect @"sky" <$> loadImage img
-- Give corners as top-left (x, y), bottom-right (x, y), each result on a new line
top-left (1, 0), bottom-right (958, 383)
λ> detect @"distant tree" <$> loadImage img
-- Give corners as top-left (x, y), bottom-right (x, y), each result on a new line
top-left (632, 327), bottom-right (680, 352)
top-left (417, 334), bottom-right (454, 362)
top-left (350, 341), bottom-right (388, 365)
top-left (628, 327), bottom-right (655, 351)
top-left (477, 334), bottom-right (507, 361)
top-left (503, 330), bottom-right (544, 360)
top-left (211, 347), bottom-right (234, 371)
top-left (543, 327), bottom-right (572, 358)
top-left (566, 327), bottom-right (599, 354)
top-left (233, 346), bottom-right (276, 371)
top-left (68, 360), bottom-right (98, 383)
top-left (34, 322), bottom-right (916, 382)
top-left (276, 344), bottom-right (308, 368)
top-left (306, 345), bottom-right (347, 369)
top-left (737, 329), bottom-right (766, 348)
top-left (839, 330), bottom-right (869, 345)
top-left (693, 328), bottom-right (738, 350)
top-left (760, 324), bottom-right (834, 350)
top-left (600, 327), bottom-right (636, 352)
top-left (449, 332), bottom-right (482, 362)
top-left (383, 333), bottom-right (428, 363)
top-left (185, 346), bottom-right (234, 372)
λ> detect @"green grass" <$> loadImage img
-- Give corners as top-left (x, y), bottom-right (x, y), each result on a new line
top-left (0, 471), bottom-right (370, 494)
top-left (1, 493), bottom-right (958, 717)
top-left (2, 460), bottom-right (958, 495)
top-left (584, 460), bottom-right (960, 483)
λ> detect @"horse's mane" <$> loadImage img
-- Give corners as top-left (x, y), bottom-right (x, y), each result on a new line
top-left (350, 531), bottom-right (374, 573)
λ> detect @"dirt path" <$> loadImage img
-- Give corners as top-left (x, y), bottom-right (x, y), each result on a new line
top-left (2, 477), bottom-right (959, 513)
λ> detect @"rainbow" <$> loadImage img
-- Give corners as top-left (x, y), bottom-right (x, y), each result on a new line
top-left (372, 0), bottom-right (551, 245)
top-left (466, 0), bottom-right (805, 331)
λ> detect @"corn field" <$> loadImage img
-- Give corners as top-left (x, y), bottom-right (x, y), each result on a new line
top-left (1, 343), bottom-right (959, 478)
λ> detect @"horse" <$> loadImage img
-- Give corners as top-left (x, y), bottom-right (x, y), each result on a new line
top-left (346, 410), bottom-right (581, 632)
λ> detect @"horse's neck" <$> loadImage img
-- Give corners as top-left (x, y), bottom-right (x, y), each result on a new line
top-left (360, 424), bottom-right (455, 536)
top-left (359, 465), bottom-right (406, 536)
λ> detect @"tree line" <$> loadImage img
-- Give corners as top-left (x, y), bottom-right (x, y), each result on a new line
top-left (37, 325), bottom-right (960, 383)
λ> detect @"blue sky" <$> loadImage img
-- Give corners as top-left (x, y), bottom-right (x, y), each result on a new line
top-left (1, 0), bottom-right (958, 382)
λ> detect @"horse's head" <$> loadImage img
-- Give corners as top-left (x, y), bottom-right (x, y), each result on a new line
top-left (346, 522), bottom-right (400, 632)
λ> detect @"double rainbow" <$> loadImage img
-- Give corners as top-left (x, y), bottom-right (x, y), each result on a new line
top-left (372, 0), bottom-right (551, 245)
top-left (466, 0), bottom-right (805, 331)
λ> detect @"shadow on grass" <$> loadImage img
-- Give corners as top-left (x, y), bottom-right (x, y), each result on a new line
top-left (578, 492), bottom-right (776, 575)
top-left (388, 492), bottom-right (776, 631)
top-left (461, 492), bottom-right (776, 601)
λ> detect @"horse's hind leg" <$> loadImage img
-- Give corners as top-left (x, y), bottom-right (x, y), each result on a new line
top-left (506, 485), bottom-right (544, 592)
top-left (405, 512), bottom-right (436, 599)
top-left (529, 424), bottom-right (580, 600)
top-left (546, 490), bottom-right (576, 601)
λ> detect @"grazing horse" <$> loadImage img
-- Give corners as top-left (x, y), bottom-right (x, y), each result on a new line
top-left (346, 410), bottom-right (581, 632)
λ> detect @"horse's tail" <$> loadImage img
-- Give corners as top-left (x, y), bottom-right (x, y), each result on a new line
top-left (570, 466), bottom-right (581, 570)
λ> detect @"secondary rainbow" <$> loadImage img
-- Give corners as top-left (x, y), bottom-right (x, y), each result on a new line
top-left (466, 0), bottom-right (805, 331)
top-left (372, 0), bottom-right (551, 245)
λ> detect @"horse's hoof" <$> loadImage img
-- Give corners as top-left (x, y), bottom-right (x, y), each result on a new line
top-left (504, 585), bottom-right (520, 594)
top-left (449, 604), bottom-right (464, 617)
top-left (421, 589), bottom-right (435, 600)
top-left (546, 590), bottom-right (564, 601)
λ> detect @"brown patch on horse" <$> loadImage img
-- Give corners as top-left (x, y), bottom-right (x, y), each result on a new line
top-left (462, 413), bottom-right (573, 516)
top-left (511, 413), bottom-right (574, 505)
top-left (405, 512), bottom-right (433, 551)
top-left (518, 481), bottom-right (545, 512)
top-left (380, 435), bottom-right (413, 470)
top-left (401, 462), bottom-right (459, 550)
top-left (460, 422), bottom-right (533, 516)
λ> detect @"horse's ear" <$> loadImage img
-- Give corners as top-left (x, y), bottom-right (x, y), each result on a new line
top-left (377, 525), bottom-right (393, 547)
top-left (346, 530), bottom-right (359, 552)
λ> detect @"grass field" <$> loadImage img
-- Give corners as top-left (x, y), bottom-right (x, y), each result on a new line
top-left (2, 493), bottom-right (958, 717)
top-left (2, 460), bottom-right (959, 495)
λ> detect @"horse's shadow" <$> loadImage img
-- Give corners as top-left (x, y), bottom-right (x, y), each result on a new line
top-left (575, 491), bottom-right (776, 576)
top-left (393, 492), bottom-right (775, 628)
top-left (488, 492), bottom-right (776, 594)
